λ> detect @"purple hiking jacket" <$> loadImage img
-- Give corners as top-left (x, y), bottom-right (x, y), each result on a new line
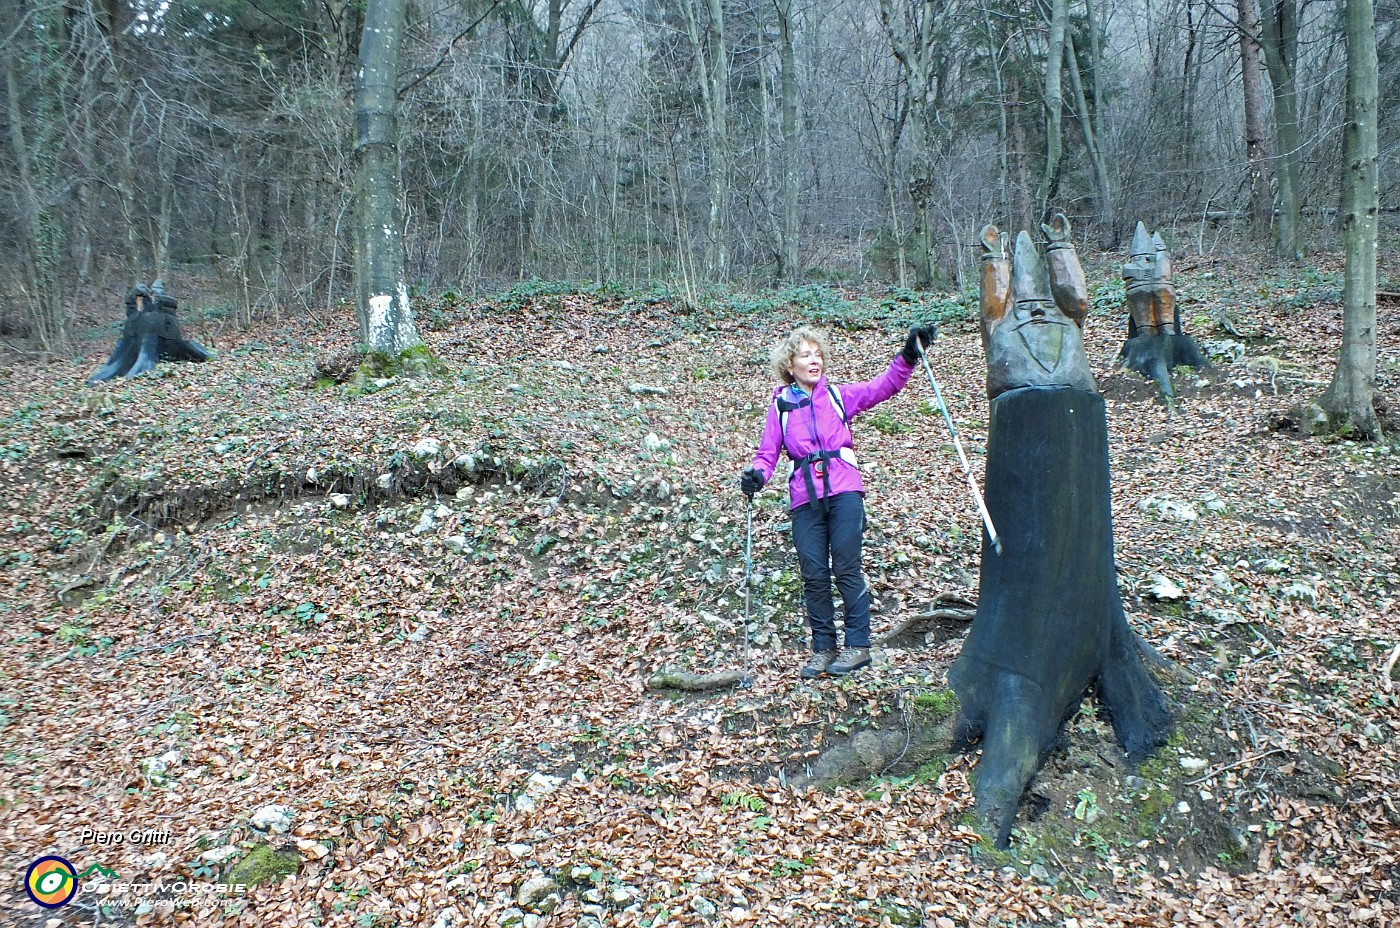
top-left (750, 355), bottom-right (915, 511)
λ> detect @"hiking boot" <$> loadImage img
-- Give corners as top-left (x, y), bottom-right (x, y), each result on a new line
top-left (827, 647), bottom-right (871, 676)
top-left (800, 649), bottom-right (839, 680)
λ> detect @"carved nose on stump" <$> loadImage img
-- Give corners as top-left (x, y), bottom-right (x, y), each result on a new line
top-left (1009, 231), bottom-right (1053, 306)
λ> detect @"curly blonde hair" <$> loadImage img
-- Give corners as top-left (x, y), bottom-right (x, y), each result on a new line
top-left (769, 326), bottom-right (831, 385)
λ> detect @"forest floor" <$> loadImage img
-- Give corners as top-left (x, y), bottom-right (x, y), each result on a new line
top-left (1, 254), bottom-right (1398, 927)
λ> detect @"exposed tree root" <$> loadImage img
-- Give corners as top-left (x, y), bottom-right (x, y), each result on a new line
top-left (646, 669), bottom-right (752, 692)
top-left (876, 603), bottom-right (976, 647)
top-left (796, 709), bottom-right (959, 789)
top-left (1136, 632), bottom-right (1195, 684)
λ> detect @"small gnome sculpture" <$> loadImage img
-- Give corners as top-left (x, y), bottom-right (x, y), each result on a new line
top-left (950, 213), bottom-right (1172, 847)
top-left (88, 280), bottom-right (212, 384)
top-left (1118, 222), bottom-right (1208, 403)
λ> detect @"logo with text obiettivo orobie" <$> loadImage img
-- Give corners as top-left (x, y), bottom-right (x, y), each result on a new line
top-left (24, 857), bottom-right (118, 909)
top-left (25, 856), bottom-right (77, 908)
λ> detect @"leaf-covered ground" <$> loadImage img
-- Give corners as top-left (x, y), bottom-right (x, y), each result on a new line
top-left (1, 260), bottom-right (1398, 927)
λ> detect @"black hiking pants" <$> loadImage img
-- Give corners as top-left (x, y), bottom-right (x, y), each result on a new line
top-left (791, 491), bottom-right (871, 652)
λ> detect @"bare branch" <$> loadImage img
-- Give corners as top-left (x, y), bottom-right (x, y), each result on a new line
top-left (398, 1), bottom-right (501, 97)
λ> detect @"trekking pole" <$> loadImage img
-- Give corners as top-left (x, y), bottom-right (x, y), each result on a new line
top-left (916, 341), bottom-right (1002, 554)
top-left (742, 497), bottom-right (754, 660)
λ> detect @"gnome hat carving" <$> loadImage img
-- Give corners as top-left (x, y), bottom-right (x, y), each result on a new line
top-left (1130, 220), bottom-right (1155, 257)
top-left (1124, 222), bottom-right (1167, 294)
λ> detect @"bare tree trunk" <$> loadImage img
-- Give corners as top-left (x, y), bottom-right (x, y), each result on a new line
top-left (1065, 32), bottom-right (1114, 247)
top-left (1308, 0), bottom-right (1380, 438)
top-left (683, 0), bottom-right (728, 279)
top-left (980, 3), bottom-right (1011, 226)
top-left (776, 0), bottom-right (799, 280)
top-left (493, 0), bottom-right (602, 277)
top-left (705, 0), bottom-right (729, 280)
top-left (321, 0), bottom-right (364, 85)
top-left (1236, 0), bottom-right (1274, 231)
top-left (1260, 0), bottom-right (1304, 261)
top-left (879, 0), bottom-right (959, 287)
top-left (4, 0), bottom-right (69, 350)
top-left (96, 8), bottom-right (146, 281)
top-left (1008, 73), bottom-right (1035, 234)
top-left (353, 0), bottom-right (420, 355)
top-left (1083, 0), bottom-right (1116, 245)
top-left (1036, 0), bottom-right (1068, 223)
top-left (863, 66), bottom-right (910, 287)
top-left (153, 103), bottom-right (174, 278)
top-left (1178, 0), bottom-right (1201, 178)
top-left (73, 73), bottom-right (96, 288)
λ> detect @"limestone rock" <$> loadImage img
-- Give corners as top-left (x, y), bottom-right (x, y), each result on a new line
top-left (1138, 493), bottom-right (1198, 522)
top-left (430, 908), bottom-right (461, 928)
top-left (517, 875), bottom-right (561, 910)
top-left (412, 437), bottom-right (442, 460)
top-left (1147, 575), bottom-right (1184, 600)
top-left (140, 749), bottom-right (182, 786)
top-left (249, 804), bottom-right (294, 834)
top-left (199, 845), bottom-right (242, 865)
top-left (227, 843), bottom-right (300, 886)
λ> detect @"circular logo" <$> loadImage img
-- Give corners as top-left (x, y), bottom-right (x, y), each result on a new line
top-left (25, 856), bottom-right (79, 909)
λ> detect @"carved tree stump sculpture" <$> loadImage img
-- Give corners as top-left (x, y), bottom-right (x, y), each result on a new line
top-left (1118, 222), bottom-right (1208, 402)
top-left (88, 282), bottom-right (212, 384)
top-left (950, 214), bottom-right (1173, 847)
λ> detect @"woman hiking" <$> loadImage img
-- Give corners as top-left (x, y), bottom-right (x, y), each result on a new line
top-left (740, 324), bottom-right (936, 679)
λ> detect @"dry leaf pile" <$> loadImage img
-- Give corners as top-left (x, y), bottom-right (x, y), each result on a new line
top-left (1, 262), bottom-right (1397, 927)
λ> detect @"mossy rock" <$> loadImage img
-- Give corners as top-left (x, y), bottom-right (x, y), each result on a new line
top-left (355, 344), bottom-right (448, 382)
top-left (227, 843), bottom-right (301, 886)
top-left (910, 688), bottom-right (959, 720)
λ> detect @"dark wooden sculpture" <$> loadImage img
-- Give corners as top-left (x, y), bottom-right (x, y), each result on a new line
top-left (981, 213), bottom-right (1095, 399)
top-left (1118, 222), bottom-right (1208, 403)
top-left (88, 281), bottom-right (212, 384)
top-left (950, 215), bottom-right (1172, 847)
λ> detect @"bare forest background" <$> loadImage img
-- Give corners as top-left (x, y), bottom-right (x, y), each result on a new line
top-left (1, 0), bottom-right (1396, 350)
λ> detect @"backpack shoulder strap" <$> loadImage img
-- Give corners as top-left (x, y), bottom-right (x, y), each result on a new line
top-left (826, 382), bottom-right (847, 426)
top-left (774, 387), bottom-right (804, 453)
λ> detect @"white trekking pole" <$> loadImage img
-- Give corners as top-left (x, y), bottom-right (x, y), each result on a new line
top-left (916, 341), bottom-right (1002, 554)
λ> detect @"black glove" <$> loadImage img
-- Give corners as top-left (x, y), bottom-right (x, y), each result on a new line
top-left (900, 324), bottom-right (939, 364)
top-left (740, 467), bottom-right (765, 499)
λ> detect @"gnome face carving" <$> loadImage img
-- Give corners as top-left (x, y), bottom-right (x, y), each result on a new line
top-left (980, 223), bottom-right (1097, 399)
top-left (1122, 222), bottom-right (1176, 334)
